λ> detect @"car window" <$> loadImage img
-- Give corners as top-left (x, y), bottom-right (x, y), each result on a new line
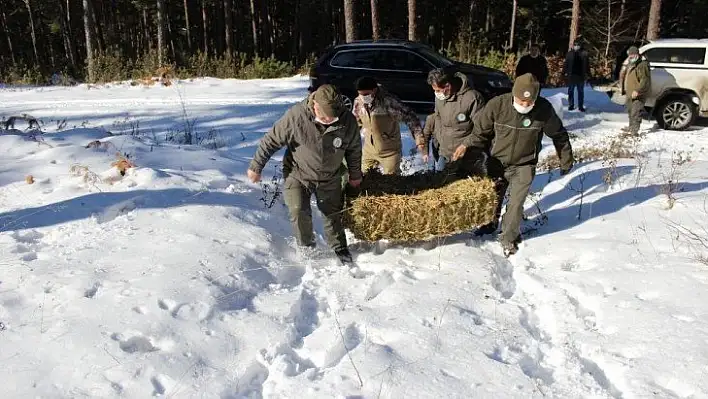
top-left (643, 47), bottom-right (706, 65)
top-left (330, 50), bottom-right (378, 69)
top-left (417, 47), bottom-right (454, 67)
top-left (378, 50), bottom-right (432, 72)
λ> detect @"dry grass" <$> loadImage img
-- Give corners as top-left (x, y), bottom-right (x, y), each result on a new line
top-left (69, 164), bottom-right (101, 186)
top-left (111, 153), bottom-right (136, 176)
top-left (344, 169), bottom-right (498, 242)
top-left (25, 175), bottom-right (34, 185)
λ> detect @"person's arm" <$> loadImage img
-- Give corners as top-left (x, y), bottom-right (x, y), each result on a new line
top-left (344, 120), bottom-right (363, 182)
top-left (543, 107), bottom-right (574, 173)
top-left (466, 91), bottom-right (486, 133)
top-left (636, 61), bottom-right (652, 99)
top-left (386, 95), bottom-right (424, 146)
top-left (248, 111), bottom-right (293, 174)
top-left (462, 102), bottom-right (494, 149)
top-left (352, 96), bottom-right (364, 126)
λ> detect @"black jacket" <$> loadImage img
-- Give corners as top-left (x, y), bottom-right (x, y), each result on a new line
top-left (564, 49), bottom-right (590, 79)
top-left (515, 55), bottom-right (549, 84)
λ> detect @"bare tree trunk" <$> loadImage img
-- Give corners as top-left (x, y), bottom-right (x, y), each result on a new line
top-left (370, 0), bottom-right (380, 40)
top-left (344, 0), bottom-right (356, 43)
top-left (509, 0), bottom-right (517, 50)
top-left (605, 0), bottom-right (611, 59)
top-left (142, 8), bottom-right (151, 52)
top-left (224, 0), bottom-right (234, 58)
top-left (202, 0), bottom-right (208, 54)
top-left (58, 0), bottom-right (78, 68)
top-left (90, 1), bottom-right (104, 53)
top-left (408, 0), bottom-right (416, 41)
top-left (1, 9), bottom-right (16, 66)
top-left (166, 9), bottom-right (177, 62)
top-left (83, 0), bottom-right (95, 81)
top-left (647, 0), bottom-right (661, 40)
top-left (485, 3), bottom-right (491, 33)
top-left (156, 0), bottom-right (166, 65)
top-left (250, 0), bottom-right (259, 56)
top-left (569, 0), bottom-right (580, 50)
top-left (23, 0), bottom-right (40, 64)
top-left (183, 0), bottom-right (192, 50)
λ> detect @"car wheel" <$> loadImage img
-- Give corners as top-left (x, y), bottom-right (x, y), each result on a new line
top-left (656, 96), bottom-right (697, 131)
top-left (340, 94), bottom-right (354, 111)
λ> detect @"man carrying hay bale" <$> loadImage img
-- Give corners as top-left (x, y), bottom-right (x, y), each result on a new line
top-left (352, 76), bottom-right (425, 175)
top-left (247, 84), bottom-right (363, 265)
top-left (453, 73), bottom-right (574, 256)
top-left (425, 66), bottom-right (487, 176)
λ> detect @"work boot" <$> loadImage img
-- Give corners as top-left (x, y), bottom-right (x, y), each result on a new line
top-left (335, 248), bottom-right (353, 265)
top-left (474, 221), bottom-right (499, 237)
top-left (501, 240), bottom-right (519, 257)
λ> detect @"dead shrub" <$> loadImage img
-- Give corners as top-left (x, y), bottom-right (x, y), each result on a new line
top-left (25, 175), bottom-right (34, 184)
top-left (111, 153), bottom-right (135, 176)
top-left (70, 164), bottom-right (101, 186)
top-left (658, 150), bottom-right (692, 209)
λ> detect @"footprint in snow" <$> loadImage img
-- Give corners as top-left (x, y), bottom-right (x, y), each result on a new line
top-left (111, 331), bottom-right (173, 354)
top-left (365, 271), bottom-right (396, 301)
top-left (84, 282), bottom-right (102, 298)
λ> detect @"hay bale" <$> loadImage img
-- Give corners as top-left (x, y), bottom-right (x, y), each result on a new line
top-left (344, 169), bottom-right (498, 243)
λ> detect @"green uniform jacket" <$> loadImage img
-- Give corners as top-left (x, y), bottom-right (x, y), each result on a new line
top-left (432, 72), bottom-right (486, 160)
top-left (249, 95), bottom-right (363, 183)
top-left (622, 58), bottom-right (652, 101)
top-left (464, 93), bottom-right (573, 170)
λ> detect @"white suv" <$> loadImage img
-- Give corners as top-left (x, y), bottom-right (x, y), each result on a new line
top-left (597, 38), bottom-right (708, 130)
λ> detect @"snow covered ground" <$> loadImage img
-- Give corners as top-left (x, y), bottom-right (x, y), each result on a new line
top-left (1, 77), bottom-right (708, 398)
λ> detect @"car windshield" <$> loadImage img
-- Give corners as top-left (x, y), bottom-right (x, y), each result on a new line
top-left (417, 46), bottom-right (454, 67)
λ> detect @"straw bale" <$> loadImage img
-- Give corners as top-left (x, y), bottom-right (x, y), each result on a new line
top-left (344, 168), bottom-right (498, 243)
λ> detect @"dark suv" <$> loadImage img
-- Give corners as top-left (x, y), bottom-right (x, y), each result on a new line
top-left (308, 40), bottom-right (513, 113)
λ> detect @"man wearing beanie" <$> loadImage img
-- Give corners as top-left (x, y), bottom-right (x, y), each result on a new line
top-left (619, 46), bottom-right (651, 135)
top-left (452, 73), bottom-right (574, 257)
top-left (248, 84), bottom-right (363, 265)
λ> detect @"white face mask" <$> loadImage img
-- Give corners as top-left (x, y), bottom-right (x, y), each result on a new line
top-left (513, 100), bottom-right (534, 114)
top-left (362, 94), bottom-right (374, 105)
top-left (315, 117), bottom-right (339, 125)
top-left (435, 91), bottom-right (449, 101)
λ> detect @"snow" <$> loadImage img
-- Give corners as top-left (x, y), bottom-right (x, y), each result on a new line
top-left (2, 77), bottom-right (708, 398)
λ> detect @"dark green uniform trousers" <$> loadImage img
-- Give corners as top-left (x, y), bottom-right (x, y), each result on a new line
top-left (490, 164), bottom-right (536, 245)
top-left (283, 175), bottom-right (347, 251)
top-left (627, 99), bottom-right (644, 134)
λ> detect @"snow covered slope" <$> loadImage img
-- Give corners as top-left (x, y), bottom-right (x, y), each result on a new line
top-left (1, 77), bottom-right (707, 398)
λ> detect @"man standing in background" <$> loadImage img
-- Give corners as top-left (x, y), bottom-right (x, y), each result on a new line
top-left (515, 44), bottom-right (549, 86)
top-left (564, 40), bottom-right (591, 112)
top-left (619, 46), bottom-right (652, 135)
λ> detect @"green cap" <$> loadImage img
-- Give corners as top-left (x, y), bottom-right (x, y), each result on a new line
top-left (627, 46), bottom-right (639, 55)
top-left (512, 73), bottom-right (540, 101)
top-left (312, 84), bottom-right (344, 118)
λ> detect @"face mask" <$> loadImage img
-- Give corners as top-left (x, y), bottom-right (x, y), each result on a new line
top-left (362, 94), bottom-right (374, 105)
top-left (435, 91), bottom-right (449, 101)
top-left (628, 55), bottom-right (639, 64)
top-left (315, 117), bottom-right (339, 125)
top-left (513, 101), bottom-right (534, 114)
top-left (573, 45), bottom-right (580, 51)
